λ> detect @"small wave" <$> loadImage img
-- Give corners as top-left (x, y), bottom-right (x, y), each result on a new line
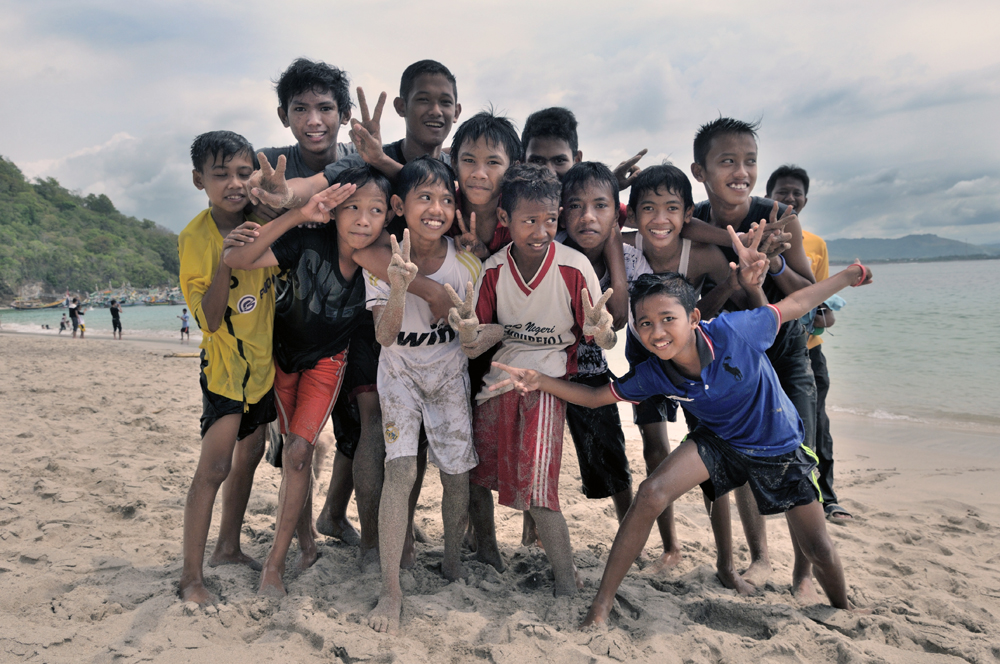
top-left (829, 405), bottom-right (926, 423)
top-left (829, 404), bottom-right (1000, 434)
top-left (1, 322), bottom-right (201, 340)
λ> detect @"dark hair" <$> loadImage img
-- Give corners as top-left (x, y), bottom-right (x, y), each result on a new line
top-left (399, 60), bottom-right (457, 101)
top-left (110, 299), bottom-right (117, 305)
top-left (766, 164), bottom-right (810, 196)
top-left (499, 163), bottom-right (561, 217)
top-left (450, 109), bottom-right (523, 165)
top-left (629, 272), bottom-right (697, 317)
top-left (190, 131), bottom-right (255, 171)
top-left (627, 164), bottom-right (693, 213)
top-left (521, 107), bottom-right (578, 155)
top-left (692, 117), bottom-right (760, 167)
top-left (275, 58), bottom-right (351, 119)
top-left (330, 165), bottom-right (393, 203)
top-left (396, 156), bottom-right (457, 201)
top-left (561, 162), bottom-right (619, 209)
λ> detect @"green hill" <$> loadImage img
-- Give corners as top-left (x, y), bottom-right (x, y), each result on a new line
top-left (0, 156), bottom-right (178, 298)
top-left (826, 234), bottom-right (1000, 263)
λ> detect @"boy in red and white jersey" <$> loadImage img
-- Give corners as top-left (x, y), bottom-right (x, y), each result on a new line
top-left (448, 163), bottom-right (616, 596)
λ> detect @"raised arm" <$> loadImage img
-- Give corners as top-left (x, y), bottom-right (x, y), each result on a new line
top-left (602, 226), bottom-right (629, 330)
top-left (373, 231), bottom-right (418, 347)
top-left (774, 263), bottom-right (870, 323)
top-left (491, 362), bottom-right (618, 409)
top-left (763, 203), bottom-right (815, 295)
top-left (223, 182), bottom-right (357, 270)
top-left (446, 283), bottom-right (505, 358)
top-left (349, 87), bottom-right (404, 179)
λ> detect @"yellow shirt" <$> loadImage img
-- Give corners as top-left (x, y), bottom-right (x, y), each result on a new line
top-left (178, 209), bottom-right (278, 406)
top-left (801, 230), bottom-right (829, 349)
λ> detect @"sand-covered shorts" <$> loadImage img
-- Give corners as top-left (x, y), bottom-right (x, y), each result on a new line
top-left (378, 361), bottom-right (477, 476)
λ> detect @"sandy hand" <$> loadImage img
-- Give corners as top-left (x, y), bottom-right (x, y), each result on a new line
top-left (247, 153), bottom-right (292, 208)
top-left (727, 222), bottom-right (768, 287)
top-left (445, 281), bottom-right (478, 344)
top-left (581, 288), bottom-right (614, 339)
top-left (388, 230), bottom-right (418, 291)
top-left (299, 182), bottom-right (358, 224)
top-left (455, 209), bottom-right (488, 258)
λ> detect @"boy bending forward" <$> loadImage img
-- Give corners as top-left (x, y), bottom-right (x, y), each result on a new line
top-left (366, 158), bottom-right (482, 634)
top-left (493, 223), bottom-right (873, 625)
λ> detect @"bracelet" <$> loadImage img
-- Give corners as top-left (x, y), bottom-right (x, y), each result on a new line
top-left (848, 262), bottom-right (867, 287)
top-left (768, 254), bottom-right (786, 276)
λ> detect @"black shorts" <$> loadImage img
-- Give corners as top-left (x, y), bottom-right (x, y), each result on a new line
top-left (328, 319), bottom-right (380, 459)
top-left (199, 371), bottom-right (277, 441)
top-left (72, 318), bottom-right (79, 331)
top-left (688, 426), bottom-right (821, 515)
top-left (625, 329), bottom-right (677, 425)
top-left (181, 326), bottom-right (190, 334)
top-left (565, 372), bottom-right (631, 499)
top-left (112, 320), bottom-right (122, 332)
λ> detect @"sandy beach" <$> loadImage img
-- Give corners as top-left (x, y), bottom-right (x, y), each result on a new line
top-left (1, 331), bottom-right (998, 663)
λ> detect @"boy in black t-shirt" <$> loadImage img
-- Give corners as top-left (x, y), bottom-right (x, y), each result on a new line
top-left (224, 165), bottom-right (390, 597)
top-left (688, 117), bottom-right (817, 586)
top-left (110, 299), bottom-right (122, 340)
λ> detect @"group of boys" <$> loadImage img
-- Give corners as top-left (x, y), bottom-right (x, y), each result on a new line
top-left (176, 56), bottom-right (869, 633)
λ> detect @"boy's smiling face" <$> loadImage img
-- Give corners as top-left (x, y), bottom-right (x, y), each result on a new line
top-left (192, 151), bottom-right (254, 215)
top-left (633, 185), bottom-right (693, 252)
top-left (693, 132), bottom-right (757, 208)
top-left (770, 176), bottom-right (808, 214)
top-left (333, 182), bottom-right (388, 251)
top-left (398, 73), bottom-right (460, 149)
top-left (279, 88), bottom-right (349, 159)
top-left (391, 177), bottom-right (456, 244)
top-left (456, 136), bottom-right (510, 207)
top-left (499, 197), bottom-right (560, 266)
top-left (526, 137), bottom-right (581, 180)
top-left (564, 180), bottom-right (616, 252)
top-left (634, 293), bottom-right (700, 362)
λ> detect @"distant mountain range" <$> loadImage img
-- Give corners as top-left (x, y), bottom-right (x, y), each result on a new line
top-left (826, 234), bottom-right (1000, 263)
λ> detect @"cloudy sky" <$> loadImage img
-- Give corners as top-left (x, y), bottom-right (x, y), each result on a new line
top-left (2, 1), bottom-right (999, 243)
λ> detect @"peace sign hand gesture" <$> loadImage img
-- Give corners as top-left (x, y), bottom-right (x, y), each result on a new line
top-left (582, 288), bottom-right (616, 349)
top-left (349, 87), bottom-right (388, 167)
top-left (247, 153), bottom-right (294, 208)
top-left (445, 281), bottom-right (479, 345)
top-left (387, 229), bottom-right (418, 292)
top-left (455, 209), bottom-right (489, 259)
top-left (726, 221), bottom-right (768, 288)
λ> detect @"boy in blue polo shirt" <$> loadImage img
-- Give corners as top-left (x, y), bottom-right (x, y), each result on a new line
top-left (491, 222), bottom-right (873, 626)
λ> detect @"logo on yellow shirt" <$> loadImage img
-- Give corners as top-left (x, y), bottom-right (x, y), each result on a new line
top-left (237, 295), bottom-right (257, 314)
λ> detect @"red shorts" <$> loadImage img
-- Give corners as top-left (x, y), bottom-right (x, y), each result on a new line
top-left (471, 389), bottom-right (566, 512)
top-left (273, 351), bottom-right (348, 445)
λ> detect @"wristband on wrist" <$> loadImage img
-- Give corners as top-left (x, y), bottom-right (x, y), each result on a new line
top-left (768, 254), bottom-right (786, 276)
top-left (848, 262), bottom-right (867, 287)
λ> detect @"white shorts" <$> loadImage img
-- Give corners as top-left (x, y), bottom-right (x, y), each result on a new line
top-left (377, 360), bottom-right (478, 475)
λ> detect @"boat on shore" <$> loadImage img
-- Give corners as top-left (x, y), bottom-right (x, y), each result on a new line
top-left (11, 299), bottom-right (63, 310)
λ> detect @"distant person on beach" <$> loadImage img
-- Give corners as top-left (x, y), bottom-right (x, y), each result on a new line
top-left (364, 159), bottom-right (482, 634)
top-left (110, 300), bottom-right (122, 340)
top-left (77, 306), bottom-right (86, 339)
top-left (449, 163), bottom-right (616, 597)
top-left (177, 131), bottom-right (279, 605)
top-left (767, 164), bottom-right (851, 522)
top-left (224, 164), bottom-right (388, 597)
top-left (178, 309), bottom-right (191, 343)
top-left (490, 229), bottom-right (873, 627)
top-left (59, 313), bottom-right (69, 334)
top-left (68, 297), bottom-right (80, 338)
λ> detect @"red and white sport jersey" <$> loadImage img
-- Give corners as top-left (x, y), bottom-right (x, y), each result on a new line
top-left (474, 242), bottom-right (603, 402)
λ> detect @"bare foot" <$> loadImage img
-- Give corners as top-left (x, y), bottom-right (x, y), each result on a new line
top-left (315, 510), bottom-right (361, 545)
top-left (179, 579), bottom-right (215, 606)
top-left (257, 566), bottom-right (286, 597)
top-left (368, 593), bottom-right (402, 634)
top-left (358, 546), bottom-right (380, 573)
top-left (580, 600), bottom-right (611, 630)
top-left (574, 565), bottom-right (585, 589)
top-left (791, 576), bottom-right (822, 605)
top-left (208, 549), bottom-right (262, 571)
top-left (521, 512), bottom-right (542, 547)
top-left (649, 548), bottom-right (682, 573)
top-left (741, 557), bottom-right (772, 586)
top-left (297, 546), bottom-right (320, 571)
top-left (475, 546), bottom-right (506, 573)
top-left (717, 566), bottom-right (756, 595)
top-left (442, 554), bottom-right (463, 582)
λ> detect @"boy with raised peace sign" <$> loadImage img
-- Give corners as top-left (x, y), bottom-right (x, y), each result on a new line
top-left (490, 221), bottom-right (873, 626)
top-left (448, 163), bottom-right (616, 597)
top-left (362, 158), bottom-right (481, 634)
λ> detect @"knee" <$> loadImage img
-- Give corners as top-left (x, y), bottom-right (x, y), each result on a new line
top-left (634, 477), bottom-right (671, 513)
top-left (283, 435), bottom-right (314, 472)
top-left (198, 456), bottom-right (232, 487)
top-left (800, 531), bottom-right (837, 565)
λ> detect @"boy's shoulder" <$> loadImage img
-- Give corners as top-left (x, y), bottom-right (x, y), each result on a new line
top-left (178, 209), bottom-right (220, 254)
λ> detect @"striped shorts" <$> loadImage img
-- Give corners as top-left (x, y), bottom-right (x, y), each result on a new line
top-left (471, 389), bottom-right (566, 512)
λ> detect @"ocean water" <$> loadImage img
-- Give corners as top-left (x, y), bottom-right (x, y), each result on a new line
top-left (3, 259), bottom-right (996, 432)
